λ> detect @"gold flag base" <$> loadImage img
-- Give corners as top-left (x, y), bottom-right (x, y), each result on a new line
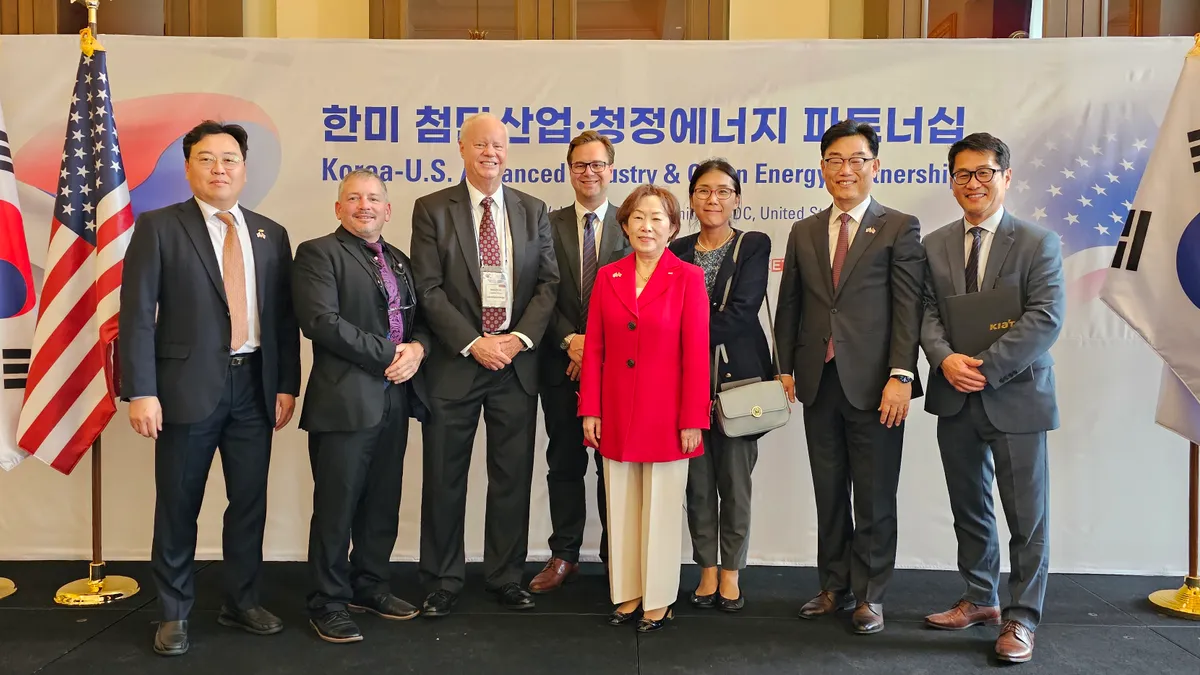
top-left (54, 563), bottom-right (139, 607)
top-left (0, 577), bottom-right (15, 600)
top-left (1149, 576), bottom-right (1200, 620)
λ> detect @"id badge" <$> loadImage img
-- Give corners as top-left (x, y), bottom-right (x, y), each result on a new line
top-left (481, 265), bottom-right (508, 308)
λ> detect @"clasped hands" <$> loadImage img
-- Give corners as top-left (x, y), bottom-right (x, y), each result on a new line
top-left (470, 333), bottom-right (524, 371)
top-left (386, 341), bottom-right (425, 384)
top-left (940, 353), bottom-right (987, 394)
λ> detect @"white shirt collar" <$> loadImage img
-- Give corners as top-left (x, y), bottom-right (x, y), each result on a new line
top-left (574, 200), bottom-right (609, 225)
top-left (195, 197), bottom-right (243, 224)
top-left (832, 195), bottom-right (873, 225)
top-left (465, 180), bottom-right (504, 211)
top-left (966, 207), bottom-right (1005, 234)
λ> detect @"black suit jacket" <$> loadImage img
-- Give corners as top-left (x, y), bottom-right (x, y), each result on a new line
top-left (538, 202), bottom-right (630, 388)
top-left (774, 199), bottom-right (925, 410)
top-left (671, 230), bottom-right (775, 395)
top-left (292, 227), bottom-right (431, 432)
top-left (410, 181), bottom-right (559, 399)
top-left (118, 198), bottom-right (301, 425)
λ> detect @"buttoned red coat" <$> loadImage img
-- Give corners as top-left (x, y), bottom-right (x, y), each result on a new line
top-left (578, 249), bottom-right (710, 463)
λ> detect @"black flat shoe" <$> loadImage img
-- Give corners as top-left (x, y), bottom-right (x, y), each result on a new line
top-left (717, 594), bottom-right (744, 612)
top-left (636, 608), bottom-right (674, 633)
top-left (491, 582), bottom-right (536, 611)
top-left (690, 591), bottom-right (716, 608)
top-left (607, 607), bottom-right (640, 625)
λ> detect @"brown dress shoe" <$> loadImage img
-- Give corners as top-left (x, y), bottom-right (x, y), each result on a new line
top-left (528, 558), bottom-right (579, 594)
top-left (925, 600), bottom-right (1002, 630)
top-left (995, 621), bottom-right (1035, 663)
top-left (798, 590), bottom-right (853, 619)
top-left (852, 603), bottom-right (884, 634)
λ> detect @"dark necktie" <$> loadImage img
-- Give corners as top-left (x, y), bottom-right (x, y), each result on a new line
top-left (826, 212), bottom-right (852, 363)
top-left (479, 196), bottom-right (506, 333)
top-left (581, 212), bottom-right (598, 320)
top-left (364, 240), bottom-right (405, 344)
top-left (965, 226), bottom-right (983, 294)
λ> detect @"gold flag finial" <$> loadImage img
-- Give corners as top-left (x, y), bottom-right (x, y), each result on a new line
top-left (1189, 34), bottom-right (1200, 57)
top-left (80, 27), bottom-right (105, 56)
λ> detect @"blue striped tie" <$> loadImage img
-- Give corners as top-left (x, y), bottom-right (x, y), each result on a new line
top-left (582, 213), bottom-right (598, 318)
top-left (965, 226), bottom-right (983, 294)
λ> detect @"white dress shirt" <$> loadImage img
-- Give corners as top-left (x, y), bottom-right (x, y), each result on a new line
top-left (196, 197), bottom-right (259, 354)
top-left (462, 181), bottom-right (532, 353)
top-left (826, 195), bottom-right (913, 381)
top-left (964, 207), bottom-right (1004, 291)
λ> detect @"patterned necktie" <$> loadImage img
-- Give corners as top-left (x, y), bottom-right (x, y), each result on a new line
top-left (479, 196), bottom-right (507, 333)
top-left (216, 211), bottom-right (248, 351)
top-left (581, 212), bottom-right (598, 320)
top-left (826, 212), bottom-right (852, 363)
top-left (364, 241), bottom-right (405, 344)
top-left (965, 226), bottom-right (983, 294)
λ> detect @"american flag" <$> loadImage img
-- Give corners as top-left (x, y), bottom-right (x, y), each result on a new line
top-left (15, 46), bottom-right (134, 474)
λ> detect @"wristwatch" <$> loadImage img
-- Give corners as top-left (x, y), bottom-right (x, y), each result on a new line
top-left (890, 374), bottom-right (914, 384)
top-left (560, 333), bottom-right (575, 351)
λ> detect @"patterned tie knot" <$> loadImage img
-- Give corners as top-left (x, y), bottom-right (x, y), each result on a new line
top-left (968, 226), bottom-right (983, 241)
top-left (364, 240), bottom-right (383, 256)
top-left (585, 212), bottom-right (597, 228)
top-left (216, 211), bottom-right (236, 230)
top-left (839, 212), bottom-right (852, 227)
top-left (482, 196), bottom-right (493, 211)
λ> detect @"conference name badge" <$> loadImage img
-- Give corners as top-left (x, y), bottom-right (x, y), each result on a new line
top-left (481, 265), bottom-right (508, 307)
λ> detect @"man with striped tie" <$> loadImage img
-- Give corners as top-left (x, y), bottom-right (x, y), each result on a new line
top-left (409, 113), bottom-right (559, 617)
top-left (119, 121), bottom-right (301, 656)
top-left (531, 131), bottom-right (630, 594)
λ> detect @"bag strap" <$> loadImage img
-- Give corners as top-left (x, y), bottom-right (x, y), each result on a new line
top-left (712, 231), bottom-right (783, 391)
top-left (717, 232), bottom-right (745, 312)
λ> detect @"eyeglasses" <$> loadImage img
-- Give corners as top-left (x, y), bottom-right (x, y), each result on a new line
top-left (952, 167), bottom-right (1001, 185)
top-left (193, 156), bottom-right (243, 169)
top-left (822, 157), bottom-right (875, 171)
top-left (693, 187), bottom-right (737, 201)
top-left (570, 161), bottom-right (611, 174)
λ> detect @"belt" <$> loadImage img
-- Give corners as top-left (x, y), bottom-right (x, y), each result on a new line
top-left (230, 351), bottom-right (259, 366)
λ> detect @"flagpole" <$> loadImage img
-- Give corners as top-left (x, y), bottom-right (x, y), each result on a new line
top-left (53, 0), bottom-right (137, 607)
top-left (1148, 441), bottom-right (1200, 619)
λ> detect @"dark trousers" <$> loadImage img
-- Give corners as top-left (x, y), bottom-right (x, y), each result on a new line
top-left (419, 366), bottom-right (537, 593)
top-left (686, 430), bottom-right (758, 570)
top-left (937, 393), bottom-right (1049, 630)
top-left (802, 360), bottom-right (903, 604)
top-left (152, 353), bottom-right (272, 621)
top-left (306, 383), bottom-right (410, 617)
top-left (540, 379), bottom-right (607, 564)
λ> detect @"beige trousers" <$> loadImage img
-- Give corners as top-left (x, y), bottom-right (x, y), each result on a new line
top-left (604, 457), bottom-right (689, 611)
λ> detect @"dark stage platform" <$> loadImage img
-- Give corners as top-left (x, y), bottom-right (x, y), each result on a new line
top-left (1, 561), bottom-right (1198, 674)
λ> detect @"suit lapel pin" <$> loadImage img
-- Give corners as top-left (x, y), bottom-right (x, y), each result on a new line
top-left (613, 271), bottom-right (622, 277)
top-left (256, 228), bottom-right (266, 239)
top-left (865, 227), bottom-right (877, 234)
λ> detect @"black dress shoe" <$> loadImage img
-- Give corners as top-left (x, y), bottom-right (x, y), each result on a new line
top-left (310, 610), bottom-right (363, 644)
top-left (717, 594), bottom-right (745, 612)
top-left (153, 619), bottom-right (189, 657)
top-left (690, 590), bottom-right (716, 608)
top-left (422, 589), bottom-right (458, 618)
top-left (607, 607), bottom-right (640, 625)
top-left (491, 582), bottom-right (535, 611)
top-left (217, 605), bottom-right (283, 635)
top-left (349, 593), bottom-right (420, 620)
top-left (636, 608), bottom-right (674, 633)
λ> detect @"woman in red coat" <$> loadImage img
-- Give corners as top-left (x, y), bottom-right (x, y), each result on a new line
top-left (579, 184), bottom-right (710, 633)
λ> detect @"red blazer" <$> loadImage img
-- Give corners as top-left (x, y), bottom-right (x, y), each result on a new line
top-left (578, 249), bottom-right (710, 463)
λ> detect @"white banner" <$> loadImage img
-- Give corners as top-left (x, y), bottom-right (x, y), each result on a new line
top-left (0, 35), bottom-right (1193, 574)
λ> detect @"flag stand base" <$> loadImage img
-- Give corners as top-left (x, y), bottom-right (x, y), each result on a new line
top-left (54, 562), bottom-right (138, 607)
top-left (0, 578), bottom-right (15, 600)
top-left (1149, 576), bottom-right (1200, 620)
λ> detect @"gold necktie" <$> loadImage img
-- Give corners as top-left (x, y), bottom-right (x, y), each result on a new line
top-left (216, 211), bottom-right (249, 350)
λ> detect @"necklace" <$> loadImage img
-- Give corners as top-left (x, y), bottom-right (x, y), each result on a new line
top-left (636, 268), bottom-right (653, 283)
top-left (695, 228), bottom-right (734, 252)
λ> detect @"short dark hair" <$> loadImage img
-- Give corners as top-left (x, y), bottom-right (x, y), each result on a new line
top-left (566, 130), bottom-right (615, 165)
top-left (688, 158), bottom-right (741, 197)
top-left (183, 120), bottom-right (249, 160)
top-left (616, 184), bottom-right (682, 242)
top-left (820, 119), bottom-right (879, 158)
top-left (948, 132), bottom-right (1011, 173)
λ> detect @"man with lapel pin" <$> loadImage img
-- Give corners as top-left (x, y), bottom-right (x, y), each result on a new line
top-left (292, 169), bottom-right (430, 643)
top-left (530, 131), bottom-right (631, 593)
top-left (410, 112), bottom-right (559, 616)
top-left (920, 133), bottom-right (1064, 664)
top-left (774, 119), bottom-right (925, 635)
top-left (119, 121), bottom-right (301, 656)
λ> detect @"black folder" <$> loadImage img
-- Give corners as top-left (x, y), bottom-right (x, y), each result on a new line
top-left (943, 286), bottom-right (1023, 357)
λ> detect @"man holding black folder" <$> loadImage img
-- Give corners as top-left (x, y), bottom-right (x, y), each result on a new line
top-left (919, 133), bottom-right (1065, 664)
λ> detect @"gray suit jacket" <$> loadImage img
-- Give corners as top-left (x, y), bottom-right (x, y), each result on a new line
top-left (538, 203), bottom-right (630, 388)
top-left (774, 198), bottom-right (925, 410)
top-left (410, 181), bottom-right (559, 399)
top-left (920, 212), bottom-right (1065, 433)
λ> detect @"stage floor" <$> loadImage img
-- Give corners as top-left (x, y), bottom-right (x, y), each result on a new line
top-left (0, 561), bottom-right (1197, 674)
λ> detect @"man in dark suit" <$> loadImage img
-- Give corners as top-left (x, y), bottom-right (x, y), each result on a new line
top-left (410, 113), bottom-right (559, 616)
top-left (530, 131), bottom-right (630, 593)
top-left (774, 120), bottom-right (925, 634)
top-left (920, 133), bottom-right (1064, 664)
top-left (119, 121), bottom-right (301, 656)
top-left (292, 169), bottom-right (430, 644)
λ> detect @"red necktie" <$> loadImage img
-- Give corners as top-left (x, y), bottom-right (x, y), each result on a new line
top-left (826, 212), bottom-right (852, 363)
top-left (479, 197), bottom-right (506, 333)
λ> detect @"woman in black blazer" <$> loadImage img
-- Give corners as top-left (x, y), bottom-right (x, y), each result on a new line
top-left (669, 159), bottom-right (773, 612)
